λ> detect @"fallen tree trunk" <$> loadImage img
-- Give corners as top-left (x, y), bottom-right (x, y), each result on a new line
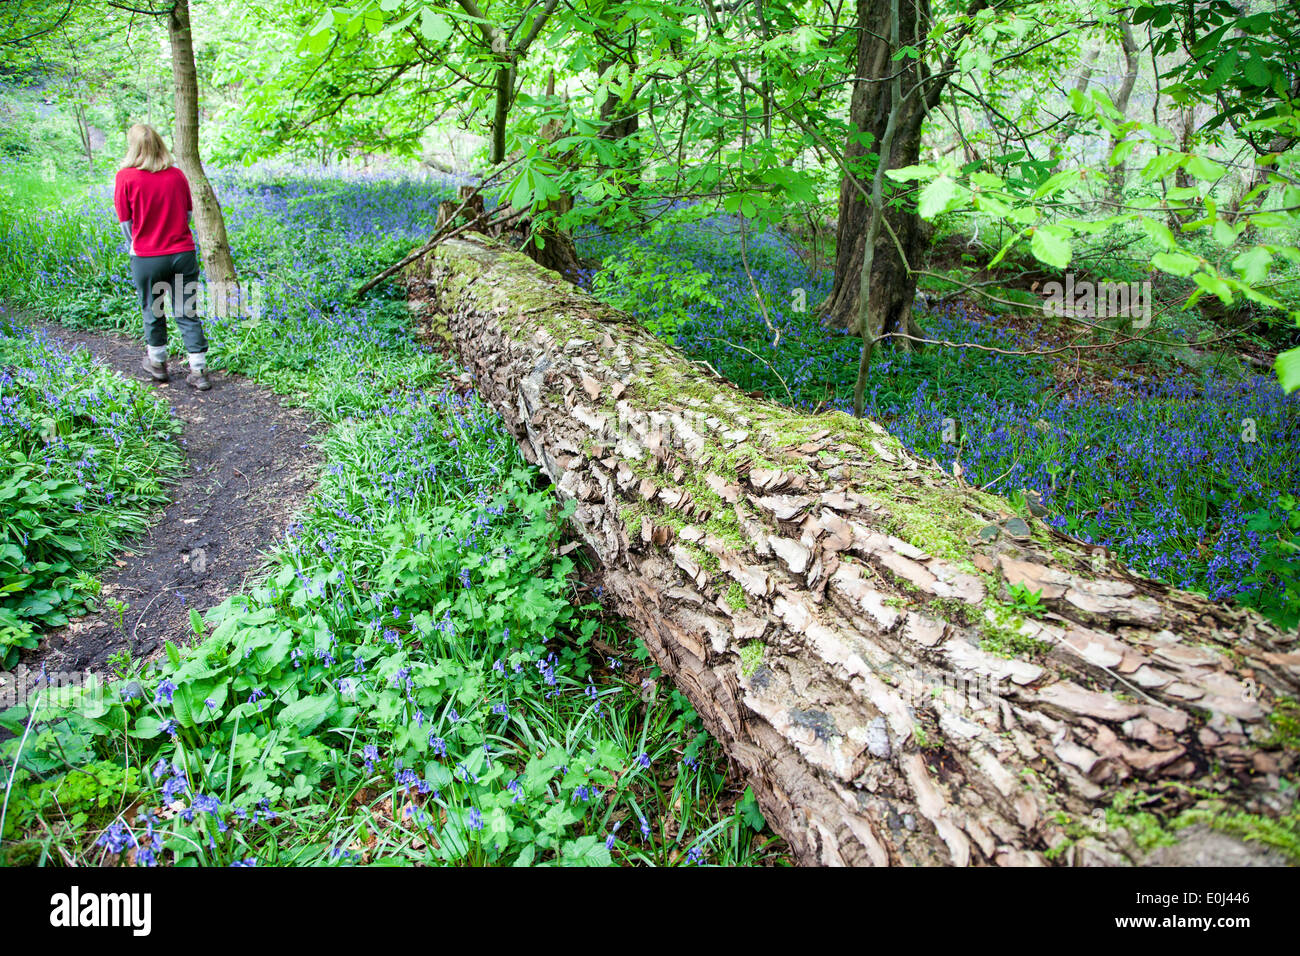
top-left (405, 237), bottom-right (1300, 867)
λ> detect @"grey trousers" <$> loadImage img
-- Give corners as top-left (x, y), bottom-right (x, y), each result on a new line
top-left (130, 250), bottom-right (208, 355)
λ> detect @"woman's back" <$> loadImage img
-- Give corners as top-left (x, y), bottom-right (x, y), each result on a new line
top-left (114, 165), bottom-right (195, 258)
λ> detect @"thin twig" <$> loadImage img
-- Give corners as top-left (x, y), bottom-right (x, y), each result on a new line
top-left (697, 334), bottom-right (794, 405)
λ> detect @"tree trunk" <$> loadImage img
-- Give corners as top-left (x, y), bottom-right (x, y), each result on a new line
top-left (521, 71), bottom-right (583, 284)
top-left (1165, 104), bottom-right (1198, 234)
top-left (167, 0), bottom-right (238, 292)
top-left (1105, 25), bottom-right (1140, 210)
top-left (598, 52), bottom-right (641, 192)
top-left (522, 221), bottom-right (583, 284)
top-left (822, 0), bottom-right (929, 344)
top-left (1047, 48), bottom-right (1100, 171)
top-left (405, 236), bottom-right (1299, 867)
top-left (490, 51), bottom-right (514, 166)
top-left (438, 185), bottom-right (489, 233)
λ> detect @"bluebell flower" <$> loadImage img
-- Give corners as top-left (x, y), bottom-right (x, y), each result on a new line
top-left (154, 678), bottom-right (177, 705)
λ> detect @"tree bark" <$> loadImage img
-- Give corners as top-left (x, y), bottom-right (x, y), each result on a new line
top-left (1047, 48), bottom-right (1100, 171)
top-left (1105, 25), bottom-right (1140, 209)
top-left (167, 0), bottom-right (238, 292)
top-left (405, 236), bottom-right (1299, 867)
top-left (490, 49), bottom-right (514, 166)
top-left (1166, 104), bottom-right (1198, 234)
top-left (822, 0), bottom-right (929, 344)
top-left (520, 72), bottom-right (583, 284)
top-left (597, 51), bottom-right (641, 191)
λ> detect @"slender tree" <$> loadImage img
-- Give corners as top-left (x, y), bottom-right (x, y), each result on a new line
top-left (165, 0), bottom-right (238, 291)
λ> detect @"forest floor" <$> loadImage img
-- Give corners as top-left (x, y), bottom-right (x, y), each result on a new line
top-left (18, 317), bottom-right (321, 678)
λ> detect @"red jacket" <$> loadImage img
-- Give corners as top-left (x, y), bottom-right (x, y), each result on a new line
top-left (114, 166), bottom-right (196, 257)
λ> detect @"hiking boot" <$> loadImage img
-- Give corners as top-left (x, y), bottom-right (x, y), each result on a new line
top-left (186, 370), bottom-right (212, 391)
top-left (141, 355), bottom-right (169, 382)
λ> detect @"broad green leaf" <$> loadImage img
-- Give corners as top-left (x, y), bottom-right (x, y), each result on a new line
top-left (1138, 217), bottom-right (1177, 251)
top-left (1185, 155), bottom-right (1226, 181)
top-left (1029, 226), bottom-right (1071, 269)
top-left (884, 164), bottom-right (932, 183)
top-left (1191, 271), bottom-right (1233, 304)
top-left (1243, 56), bottom-right (1272, 87)
top-left (1140, 152), bottom-right (1183, 182)
top-left (1151, 251), bottom-right (1200, 276)
top-left (918, 176), bottom-right (957, 218)
top-left (279, 692), bottom-right (339, 734)
top-left (420, 8), bottom-right (452, 42)
top-left (1276, 347), bottom-right (1300, 393)
top-left (1032, 168), bottom-right (1081, 199)
top-left (1231, 246), bottom-right (1272, 283)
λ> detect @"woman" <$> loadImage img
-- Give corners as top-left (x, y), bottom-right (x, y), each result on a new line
top-left (113, 124), bottom-right (211, 390)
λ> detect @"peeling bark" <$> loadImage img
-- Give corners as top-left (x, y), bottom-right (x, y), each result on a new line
top-left (405, 237), bottom-right (1299, 867)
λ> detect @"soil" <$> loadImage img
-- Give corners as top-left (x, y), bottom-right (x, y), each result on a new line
top-left (19, 320), bottom-right (322, 678)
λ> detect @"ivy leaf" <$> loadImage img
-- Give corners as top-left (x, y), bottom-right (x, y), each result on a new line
top-left (738, 786), bottom-right (766, 830)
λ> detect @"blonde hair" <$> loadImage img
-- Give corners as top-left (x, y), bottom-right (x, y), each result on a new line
top-left (121, 124), bottom-right (175, 173)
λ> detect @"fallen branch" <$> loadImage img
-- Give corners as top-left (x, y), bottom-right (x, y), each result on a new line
top-left (354, 163), bottom-right (522, 299)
